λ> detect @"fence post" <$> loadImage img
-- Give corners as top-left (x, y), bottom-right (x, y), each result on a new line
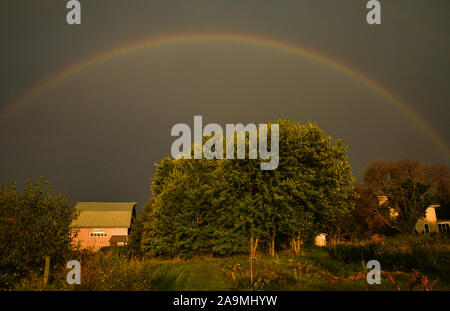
top-left (43, 256), bottom-right (50, 287)
top-left (250, 237), bottom-right (258, 287)
top-left (250, 237), bottom-right (253, 286)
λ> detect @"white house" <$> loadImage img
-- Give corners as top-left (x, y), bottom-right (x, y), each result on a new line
top-left (378, 196), bottom-right (450, 234)
top-left (415, 205), bottom-right (450, 234)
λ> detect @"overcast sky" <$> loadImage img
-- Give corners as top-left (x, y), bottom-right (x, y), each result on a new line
top-left (0, 1), bottom-right (449, 209)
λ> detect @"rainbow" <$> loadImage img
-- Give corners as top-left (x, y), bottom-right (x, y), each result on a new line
top-left (2, 33), bottom-right (449, 158)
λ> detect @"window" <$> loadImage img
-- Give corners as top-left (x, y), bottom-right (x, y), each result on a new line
top-left (438, 224), bottom-right (450, 233)
top-left (424, 224), bottom-right (430, 233)
top-left (90, 231), bottom-right (108, 237)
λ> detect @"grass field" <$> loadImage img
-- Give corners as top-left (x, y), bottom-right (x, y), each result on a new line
top-left (16, 245), bottom-right (449, 291)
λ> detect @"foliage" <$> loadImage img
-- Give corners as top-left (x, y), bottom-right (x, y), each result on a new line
top-left (141, 120), bottom-right (356, 258)
top-left (13, 248), bottom-right (449, 291)
top-left (98, 245), bottom-right (135, 258)
top-left (0, 178), bottom-right (78, 290)
top-left (326, 235), bottom-right (450, 272)
top-left (352, 159), bottom-right (449, 235)
top-left (219, 249), bottom-right (445, 291)
top-left (73, 251), bottom-right (187, 290)
top-left (128, 198), bottom-right (155, 256)
top-left (15, 250), bottom-right (188, 291)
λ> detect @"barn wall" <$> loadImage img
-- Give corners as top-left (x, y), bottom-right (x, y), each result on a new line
top-left (71, 227), bottom-right (128, 251)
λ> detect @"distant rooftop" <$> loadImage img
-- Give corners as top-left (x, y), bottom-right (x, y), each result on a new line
top-left (72, 202), bottom-right (137, 228)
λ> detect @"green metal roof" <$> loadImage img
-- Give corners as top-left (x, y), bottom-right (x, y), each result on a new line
top-left (72, 202), bottom-right (137, 228)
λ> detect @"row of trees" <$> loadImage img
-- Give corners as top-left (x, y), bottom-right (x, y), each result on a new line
top-left (132, 121), bottom-right (449, 257)
top-left (133, 120), bottom-right (357, 257)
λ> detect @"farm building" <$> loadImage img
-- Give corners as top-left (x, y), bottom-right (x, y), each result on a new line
top-left (71, 202), bottom-right (137, 251)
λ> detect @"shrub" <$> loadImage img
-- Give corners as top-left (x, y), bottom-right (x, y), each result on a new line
top-left (98, 246), bottom-right (134, 258)
top-left (0, 178), bottom-right (78, 290)
top-left (15, 250), bottom-right (188, 291)
top-left (326, 235), bottom-right (449, 271)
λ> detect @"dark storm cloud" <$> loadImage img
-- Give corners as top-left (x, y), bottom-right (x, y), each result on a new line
top-left (0, 1), bottom-right (449, 208)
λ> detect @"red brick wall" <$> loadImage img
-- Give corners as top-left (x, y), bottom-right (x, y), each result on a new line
top-left (71, 227), bottom-right (128, 251)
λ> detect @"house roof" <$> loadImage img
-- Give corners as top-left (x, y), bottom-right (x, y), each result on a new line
top-left (72, 202), bottom-right (137, 228)
top-left (434, 205), bottom-right (450, 221)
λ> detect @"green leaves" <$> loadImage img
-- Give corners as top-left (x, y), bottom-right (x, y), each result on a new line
top-left (141, 120), bottom-right (356, 258)
top-left (0, 177), bottom-right (78, 289)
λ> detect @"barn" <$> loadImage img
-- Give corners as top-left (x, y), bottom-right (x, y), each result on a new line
top-left (71, 202), bottom-right (137, 251)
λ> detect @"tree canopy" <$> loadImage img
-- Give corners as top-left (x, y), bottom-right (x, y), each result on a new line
top-left (0, 178), bottom-right (78, 289)
top-left (140, 120), bottom-right (356, 258)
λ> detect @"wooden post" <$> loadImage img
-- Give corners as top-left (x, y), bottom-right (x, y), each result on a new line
top-left (250, 237), bottom-right (258, 287)
top-left (291, 232), bottom-right (301, 255)
top-left (250, 237), bottom-right (253, 287)
top-left (43, 256), bottom-right (50, 286)
top-left (271, 237), bottom-right (275, 257)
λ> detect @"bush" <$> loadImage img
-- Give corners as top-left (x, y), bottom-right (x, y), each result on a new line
top-left (0, 178), bottom-right (78, 290)
top-left (326, 235), bottom-right (450, 271)
top-left (15, 250), bottom-right (188, 291)
top-left (98, 246), bottom-right (135, 258)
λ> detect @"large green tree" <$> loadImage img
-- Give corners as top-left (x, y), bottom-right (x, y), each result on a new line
top-left (141, 120), bottom-right (356, 258)
top-left (0, 178), bottom-right (78, 289)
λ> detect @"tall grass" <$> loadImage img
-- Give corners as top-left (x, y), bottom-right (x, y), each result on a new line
top-left (13, 239), bottom-right (448, 291)
top-left (15, 250), bottom-right (188, 291)
top-left (326, 234), bottom-right (450, 272)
